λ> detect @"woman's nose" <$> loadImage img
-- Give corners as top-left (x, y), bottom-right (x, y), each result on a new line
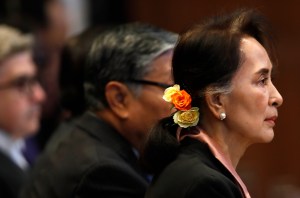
top-left (269, 83), bottom-right (283, 107)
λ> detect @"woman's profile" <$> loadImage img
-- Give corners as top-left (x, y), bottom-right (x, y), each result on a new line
top-left (142, 8), bottom-right (283, 198)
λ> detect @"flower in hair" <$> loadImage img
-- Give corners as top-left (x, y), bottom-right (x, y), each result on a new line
top-left (163, 84), bottom-right (200, 128)
top-left (173, 107), bottom-right (199, 128)
top-left (171, 90), bottom-right (192, 110)
top-left (163, 84), bottom-right (180, 102)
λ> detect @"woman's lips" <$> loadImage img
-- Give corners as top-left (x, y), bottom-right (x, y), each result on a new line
top-left (265, 116), bottom-right (277, 126)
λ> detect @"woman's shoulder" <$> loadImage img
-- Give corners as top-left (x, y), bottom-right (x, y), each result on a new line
top-left (161, 141), bottom-right (228, 182)
top-left (146, 138), bottom-right (243, 198)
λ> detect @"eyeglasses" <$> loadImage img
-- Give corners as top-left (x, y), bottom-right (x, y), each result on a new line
top-left (127, 79), bottom-right (172, 89)
top-left (0, 75), bottom-right (39, 94)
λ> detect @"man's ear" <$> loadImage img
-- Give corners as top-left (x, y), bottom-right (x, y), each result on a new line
top-left (205, 92), bottom-right (226, 120)
top-left (105, 81), bottom-right (133, 119)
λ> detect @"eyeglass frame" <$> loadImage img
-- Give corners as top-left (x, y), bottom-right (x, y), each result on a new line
top-left (126, 79), bottom-right (172, 89)
top-left (0, 75), bottom-right (39, 94)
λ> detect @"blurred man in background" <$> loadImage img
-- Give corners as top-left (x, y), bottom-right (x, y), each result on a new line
top-left (0, 24), bottom-right (45, 198)
top-left (21, 22), bottom-right (177, 198)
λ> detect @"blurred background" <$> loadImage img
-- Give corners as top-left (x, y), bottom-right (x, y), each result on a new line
top-left (1, 0), bottom-right (300, 197)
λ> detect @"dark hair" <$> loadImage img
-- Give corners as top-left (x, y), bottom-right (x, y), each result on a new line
top-left (59, 26), bottom-right (107, 118)
top-left (0, 0), bottom-right (55, 33)
top-left (141, 8), bottom-right (276, 174)
top-left (19, 0), bottom-right (54, 30)
top-left (84, 22), bottom-right (178, 110)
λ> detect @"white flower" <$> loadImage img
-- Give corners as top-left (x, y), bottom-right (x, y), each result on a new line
top-left (173, 107), bottom-right (200, 128)
top-left (162, 84), bottom-right (180, 102)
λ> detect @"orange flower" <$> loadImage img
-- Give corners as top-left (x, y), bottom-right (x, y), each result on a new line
top-left (171, 90), bottom-right (192, 111)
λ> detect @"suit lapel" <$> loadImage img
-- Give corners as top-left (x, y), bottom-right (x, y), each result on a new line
top-left (0, 150), bottom-right (28, 196)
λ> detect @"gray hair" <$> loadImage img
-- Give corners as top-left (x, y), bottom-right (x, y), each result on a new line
top-left (0, 25), bottom-right (33, 63)
top-left (84, 22), bottom-right (178, 110)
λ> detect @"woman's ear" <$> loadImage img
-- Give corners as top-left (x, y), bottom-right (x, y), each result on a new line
top-left (205, 92), bottom-right (225, 120)
top-left (105, 81), bottom-right (133, 119)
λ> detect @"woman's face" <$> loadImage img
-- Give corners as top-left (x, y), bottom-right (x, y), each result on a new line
top-left (222, 37), bottom-right (283, 144)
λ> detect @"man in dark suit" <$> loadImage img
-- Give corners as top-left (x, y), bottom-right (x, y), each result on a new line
top-left (0, 25), bottom-right (45, 198)
top-left (21, 23), bottom-right (178, 198)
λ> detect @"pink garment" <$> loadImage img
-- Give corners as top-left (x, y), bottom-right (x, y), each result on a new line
top-left (176, 127), bottom-right (251, 198)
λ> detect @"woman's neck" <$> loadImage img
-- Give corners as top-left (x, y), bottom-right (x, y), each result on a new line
top-left (202, 125), bottom-right (251, 169)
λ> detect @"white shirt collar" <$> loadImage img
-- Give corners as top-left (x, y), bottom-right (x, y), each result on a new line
top-left (0, 129), bottom-right (28, 170)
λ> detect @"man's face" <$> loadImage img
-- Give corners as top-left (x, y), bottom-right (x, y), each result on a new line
top-left (128, 50), bottom-right (174, 144)
top-left (0, 52), bottom-right (45, 139)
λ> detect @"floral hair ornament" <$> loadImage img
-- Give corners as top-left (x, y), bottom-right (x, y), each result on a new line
top-left (163, 84), bottom-right (200, 128)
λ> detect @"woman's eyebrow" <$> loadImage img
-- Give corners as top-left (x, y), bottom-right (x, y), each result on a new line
top-left (255, 68), bottom-right (270, 75)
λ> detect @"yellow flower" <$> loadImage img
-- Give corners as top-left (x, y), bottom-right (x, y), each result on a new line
top-left (163, 84), bottom-right (180, 102)
top-left (173, 107), bottom-right (200, 128)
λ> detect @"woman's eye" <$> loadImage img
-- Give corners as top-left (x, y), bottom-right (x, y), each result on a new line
top-left (259, 77), bottom-right (268, 85)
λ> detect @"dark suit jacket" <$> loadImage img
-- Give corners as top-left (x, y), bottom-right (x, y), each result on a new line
top-left (0, 151), bottom-right (28, 198)
top-left (145, 138), bottom-right (244, 198)
top-left (21, 112), bottom-right (149, 198)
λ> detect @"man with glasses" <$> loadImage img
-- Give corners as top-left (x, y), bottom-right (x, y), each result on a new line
top-left (21, 23), bottom-right (178, 198)
top-left (0, 25), bottom-right (45, 198)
